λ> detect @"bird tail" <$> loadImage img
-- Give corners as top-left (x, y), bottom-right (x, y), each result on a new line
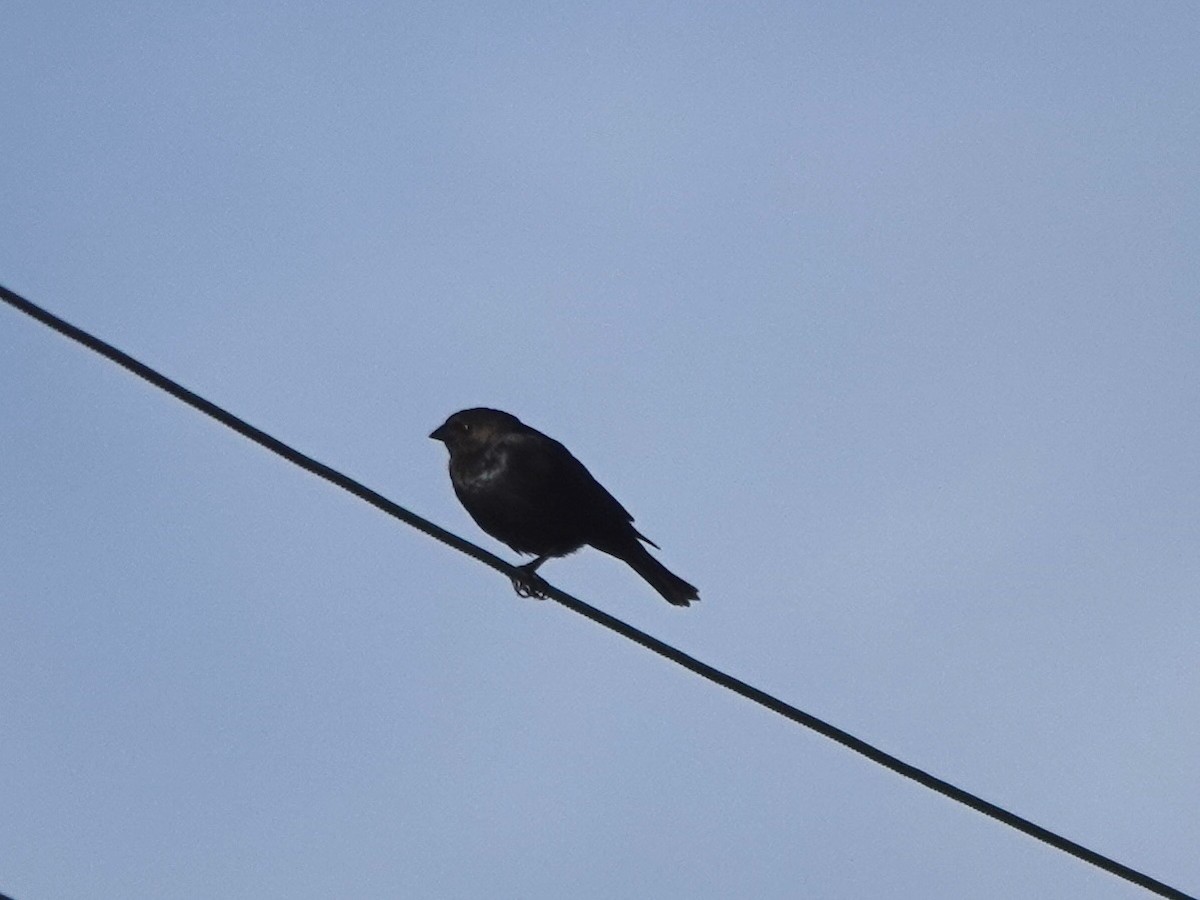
top-left (603, 538), bottom-right (699, 607)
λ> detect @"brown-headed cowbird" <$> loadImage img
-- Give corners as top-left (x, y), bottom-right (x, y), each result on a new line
top-left (430, 408), bottom-right (698, 607)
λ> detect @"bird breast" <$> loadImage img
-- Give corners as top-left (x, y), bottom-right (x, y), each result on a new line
top-left (451, 444), bottom-right (508, 492)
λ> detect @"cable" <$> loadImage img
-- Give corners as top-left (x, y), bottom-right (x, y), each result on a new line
top-left (1, 283), bottom-right (1194, 900)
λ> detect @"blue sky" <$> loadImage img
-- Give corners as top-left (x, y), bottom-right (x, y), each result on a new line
top-left (2, 3), bottom-right (1198, 898)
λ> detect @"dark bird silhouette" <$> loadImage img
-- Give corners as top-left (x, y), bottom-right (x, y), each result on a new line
top-left (430, 408), bottom-right (698, 607)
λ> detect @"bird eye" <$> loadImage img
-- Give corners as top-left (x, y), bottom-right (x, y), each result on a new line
top-left (457, 421), bottom-right (470, 432)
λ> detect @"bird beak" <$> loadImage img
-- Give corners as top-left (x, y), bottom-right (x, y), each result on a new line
top-left (429, 423), bottom-right (450, 442)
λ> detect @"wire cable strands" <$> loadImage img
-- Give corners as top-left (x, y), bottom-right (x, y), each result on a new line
top-left (1, 283), bottom-right (1193, 900)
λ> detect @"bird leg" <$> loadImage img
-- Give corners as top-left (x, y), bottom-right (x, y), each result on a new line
top-left (511, 556), bottom-right (550, 599)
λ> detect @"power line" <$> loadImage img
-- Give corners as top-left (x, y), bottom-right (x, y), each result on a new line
top-left (1, 283), bottom-right (1193, 900)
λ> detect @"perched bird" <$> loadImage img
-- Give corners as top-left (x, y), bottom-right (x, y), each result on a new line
top-left (430, 408), bottom-right (699, 607)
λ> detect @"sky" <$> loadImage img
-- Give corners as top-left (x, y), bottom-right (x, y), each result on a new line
top-left (2, 3), bottom-right (1198, 898)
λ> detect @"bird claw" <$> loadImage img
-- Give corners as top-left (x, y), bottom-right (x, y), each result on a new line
top-left (511, 564), bottom-right (549, 600)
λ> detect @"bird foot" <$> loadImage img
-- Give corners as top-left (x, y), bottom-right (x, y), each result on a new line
top-left (511, 561), bottom-right (550, 600)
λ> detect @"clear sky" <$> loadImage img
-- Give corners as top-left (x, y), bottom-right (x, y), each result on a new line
top-left (2, 3), bottom-right (1197, 898)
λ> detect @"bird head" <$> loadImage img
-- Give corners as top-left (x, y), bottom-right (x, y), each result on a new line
top-left (430, 408), bottom-right (523, 454)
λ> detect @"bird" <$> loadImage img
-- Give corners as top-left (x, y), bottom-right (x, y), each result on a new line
top-left (430, 408), bottom-right (699, 607)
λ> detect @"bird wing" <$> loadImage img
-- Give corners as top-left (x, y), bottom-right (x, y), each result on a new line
top-left (509, 431), bottom-right (660, 550)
